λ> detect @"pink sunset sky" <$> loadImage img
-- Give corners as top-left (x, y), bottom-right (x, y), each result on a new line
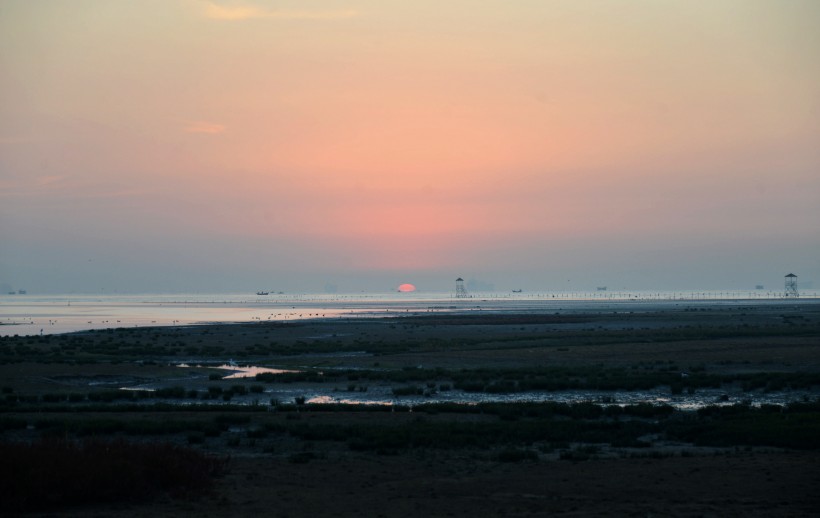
top-left (1, 0), bottom-right (818, 293)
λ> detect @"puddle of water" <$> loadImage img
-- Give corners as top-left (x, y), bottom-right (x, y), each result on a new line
top-left (218, 365), bottom-right (298, 379)
top-left (177, 363), bottom-right (298, 379)
top-left (307, 395), bottom-right (391, 406)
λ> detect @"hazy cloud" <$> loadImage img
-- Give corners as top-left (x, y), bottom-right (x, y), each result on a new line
top-left (0, 136), bottom-right (39, 145)
top-left (183, 121), bottom-right (226, 134)
top-left (203, 2), bottom-right (356, 21)
top-left (0, 176), bottom-right (68, 197)
top-left (77, 189), bottom-right (148, 200)
top-left (0, 182), bottom-right (145, 200)
top-left (35, 175), bottom-right (67, 187)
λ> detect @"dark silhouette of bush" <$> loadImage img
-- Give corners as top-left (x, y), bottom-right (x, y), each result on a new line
top-left (669, 404), bottom-right (820, 450)
top-left (0, 437), bottom-right (227, 512)
top-left (229, 384), bottom-right (248, 395)
top-left (392, 385), bottom-right (423, 396)
top-left (0, 416), bottom-right (26, 431)
top-left (155, 386), bottom-right (186, 398)
top-left (496, 448), bottom-right (538, 462)
top-left (288, 451), bottom-right (316, 463)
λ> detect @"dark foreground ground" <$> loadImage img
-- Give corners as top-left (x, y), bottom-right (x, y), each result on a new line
top-left (51, 451), bottom-right (820, 517)
top-left (2, 301), bottom-right (819, 516)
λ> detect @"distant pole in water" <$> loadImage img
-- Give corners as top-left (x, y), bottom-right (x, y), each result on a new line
top-left (785, 273), bottom-right (799, 298)
top-left (455, 277), bottom-right (468, 299)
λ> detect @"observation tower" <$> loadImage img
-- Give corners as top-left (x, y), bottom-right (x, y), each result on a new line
top-left (455, 277), bottom-right (469, 298)
top-left (785, 273), bottom-right (799, 298)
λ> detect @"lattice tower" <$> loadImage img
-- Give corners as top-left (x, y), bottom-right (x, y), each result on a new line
top-left (785, 273), bottom-right (799, 298)
top-left (455, 277), bottom-right (468, 298)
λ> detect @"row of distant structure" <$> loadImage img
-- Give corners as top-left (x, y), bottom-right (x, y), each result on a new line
top-left (454, 274), bottom-right (802, 298)
top-left (0, 274), bottom-right (805, 298)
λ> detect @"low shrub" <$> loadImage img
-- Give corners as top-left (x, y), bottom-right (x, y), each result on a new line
top-left (496, 448), bottom-right (538, 462)
top-left (392, 386), bottom-right (423, 396)
top-left (288, 451), bottom-right (316, 463)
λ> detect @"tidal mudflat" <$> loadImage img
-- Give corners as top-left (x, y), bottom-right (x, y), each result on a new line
top-left (2, 300), bottom-right (819, 515)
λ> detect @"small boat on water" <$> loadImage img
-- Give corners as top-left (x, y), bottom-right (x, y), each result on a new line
top-left (256, 291), bottom-right (269, 295)
top-left (512, 289), bottom-right (522, 293)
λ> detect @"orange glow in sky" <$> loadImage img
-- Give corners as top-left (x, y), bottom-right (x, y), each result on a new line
top-left (1, 1), bottom-right (818, 292)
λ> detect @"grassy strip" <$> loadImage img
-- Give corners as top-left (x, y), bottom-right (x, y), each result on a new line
top-left (5, 402), bottom-right (820, 452)
top-left (265, 403), bottom-right (820, 452)
top-left (2, 311), bottom-right (817, 362)
top-left (267, 418), bottom-right (659, 453)
top-left (256, 366), bottom-right (820, 393)
top-left (1, 402), bottom-right (270, 413)
top-left (666, 402), bottom-right (820, 450)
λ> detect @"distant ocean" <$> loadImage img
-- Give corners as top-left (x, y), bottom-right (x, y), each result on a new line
top-left (1, 290), bottom-right (817, 336)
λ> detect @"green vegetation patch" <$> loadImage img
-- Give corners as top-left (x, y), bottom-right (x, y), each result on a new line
top-left (667, 402), bottom-right (820, 450)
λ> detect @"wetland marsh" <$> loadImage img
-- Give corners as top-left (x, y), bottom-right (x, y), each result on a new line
top-left (2, 300), bottom-right (819, 515)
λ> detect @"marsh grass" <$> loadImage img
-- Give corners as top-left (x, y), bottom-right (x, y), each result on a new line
top-left (252, 365), bottom-right (820, 395)
top-left (667, 402), bottom-right (820, 450)
top-left (2, 308), bottom-right (817, 365)
top-left (496, 448), bottom-right (539, 462)
top-left (250, 401), bottom-right (820, 452)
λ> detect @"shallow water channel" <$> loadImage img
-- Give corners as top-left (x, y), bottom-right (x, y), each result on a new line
top-left (293, 386), bottom-right (816, 410)
top-left (154, 363), bottom-right (820, 410)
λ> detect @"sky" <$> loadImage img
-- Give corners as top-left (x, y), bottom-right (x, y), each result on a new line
top-left (1, 0), bottom-right (819, 294)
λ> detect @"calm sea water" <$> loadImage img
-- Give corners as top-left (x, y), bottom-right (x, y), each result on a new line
top-left (1, 290), bottom-right (816, 336)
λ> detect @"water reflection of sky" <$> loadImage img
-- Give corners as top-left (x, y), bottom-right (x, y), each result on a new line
top-left (177, 363), bottom-right (297, 379)
top-left (0, 297), bottom-right (351, 336)
top-left (325, 391), bottom-right (810, 409)
top-left (217, 365), bottom-right (298, 379)
top-left (3, 292), bottom-right (818, 336)
top-left (273, 386), bottom-right (817, 410)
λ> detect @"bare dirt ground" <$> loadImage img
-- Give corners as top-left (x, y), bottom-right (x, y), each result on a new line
top-left (55, 451), bottom-right (820, 517)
